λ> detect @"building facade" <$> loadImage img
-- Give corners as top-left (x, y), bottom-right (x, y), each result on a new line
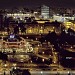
top-left (41, 5), bottom-right (50, 19)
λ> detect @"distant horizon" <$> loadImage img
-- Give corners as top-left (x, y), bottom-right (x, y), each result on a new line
top-left (0, 0), bottom-right (75, 9)
top-left (0, 5), bottom-right (75, 10)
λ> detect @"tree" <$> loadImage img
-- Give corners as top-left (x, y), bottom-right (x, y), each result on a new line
top-left (22, 70), bottom-right (31, 75)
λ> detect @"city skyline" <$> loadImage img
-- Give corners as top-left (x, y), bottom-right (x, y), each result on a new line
top-left (0, 1), bottom-right (75, 74)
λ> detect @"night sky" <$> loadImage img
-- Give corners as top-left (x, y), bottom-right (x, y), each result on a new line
top-left (0, 0), bottom-right (75, 9)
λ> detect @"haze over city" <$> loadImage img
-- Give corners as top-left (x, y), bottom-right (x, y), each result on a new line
top-left (0, 0), bottom-right (75, 9)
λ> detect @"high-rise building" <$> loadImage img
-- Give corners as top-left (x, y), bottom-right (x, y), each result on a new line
top-left (41, 5), bottom-right (50, 19)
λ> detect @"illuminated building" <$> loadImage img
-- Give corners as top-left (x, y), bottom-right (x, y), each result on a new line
top-left (41, 5), bottom-right (50, 19)
top-left (53, 14), bottom-right (75, 22)
top-left (1, 33), bottom-right (33, 50)
top-left (7, 13), bottom-right (31, 21)
top-left (0, 33), bottom-right (33, 62)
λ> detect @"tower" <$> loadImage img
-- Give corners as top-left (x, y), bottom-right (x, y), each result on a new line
top-left (41, 5), bottom-right (50, 19)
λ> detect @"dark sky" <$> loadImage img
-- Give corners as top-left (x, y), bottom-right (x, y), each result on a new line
top-left (0, 0), bottom-right (75, 9)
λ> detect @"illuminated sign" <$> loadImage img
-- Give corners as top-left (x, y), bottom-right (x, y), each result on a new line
top-left (10, 34), bottom-right (15, 39)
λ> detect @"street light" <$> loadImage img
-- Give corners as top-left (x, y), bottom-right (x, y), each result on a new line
top-left (4, 64), bottom-right (7, 67)
top-left (3, 64), bottom-right (7, 75)
top-left (42, 59), bottom-right (45, 62)
top-left (41, 71), bottom-right (43, 74)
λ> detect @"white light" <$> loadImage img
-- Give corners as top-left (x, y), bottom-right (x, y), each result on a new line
top-left (21, 13), bottom-right (23, 16)
top-left (66, 57), bottom-right (72, 59)
top-left (34, 12), bottom-right (38, 14)
top-left (14, 67), bottom-right (17, 69)
top-left (13, 16), bottom-right (16, 19)
top-left (20, 11), bottom-right (22, 12)
top-left (31, 60), bottom-right (32, 63)
top-left (41, 71), bottom-right (43, 74)
top-left (20, 55), bottom-right (24, 58)
top-left (37, 44), bottom-right (40, 47)
top-left (24, 45), bottom-right (26, 46)
top-left (20, 18), bottom-right (23, 20)
top-left (55, 52), bottom-right (57, 55)
top-left (20, 59), bottom-right (24, 62)
top-left (36, 38), bottom-right (37, 40)
top-left (27, 14), bottom-right (30, 16)
top-left (42, 52), bottom-right (44, 54)
top-left (70, 46), bottom-right (73, 48)
top-left (20, 44), bottom-right (21, 45)
top-left (42, 59), bottom-right (45, 62)
top-left (4, 64), bottom-right (7, 67)
top-left (53, 61), bottom-right (56, 63)
top-left (8, 14), bottom-right (11, 16)
top-left (14, 13), bottom-right (17, 16)
top-left (13, 63), bottom-right (16, 67)
top-left (68, 71), bottom-right (70, 74)
top-left (26, 37), bottom-right (28, 39)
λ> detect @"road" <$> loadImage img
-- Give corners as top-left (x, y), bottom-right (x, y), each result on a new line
top-left (0, 70), bottom-right (75, 75)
